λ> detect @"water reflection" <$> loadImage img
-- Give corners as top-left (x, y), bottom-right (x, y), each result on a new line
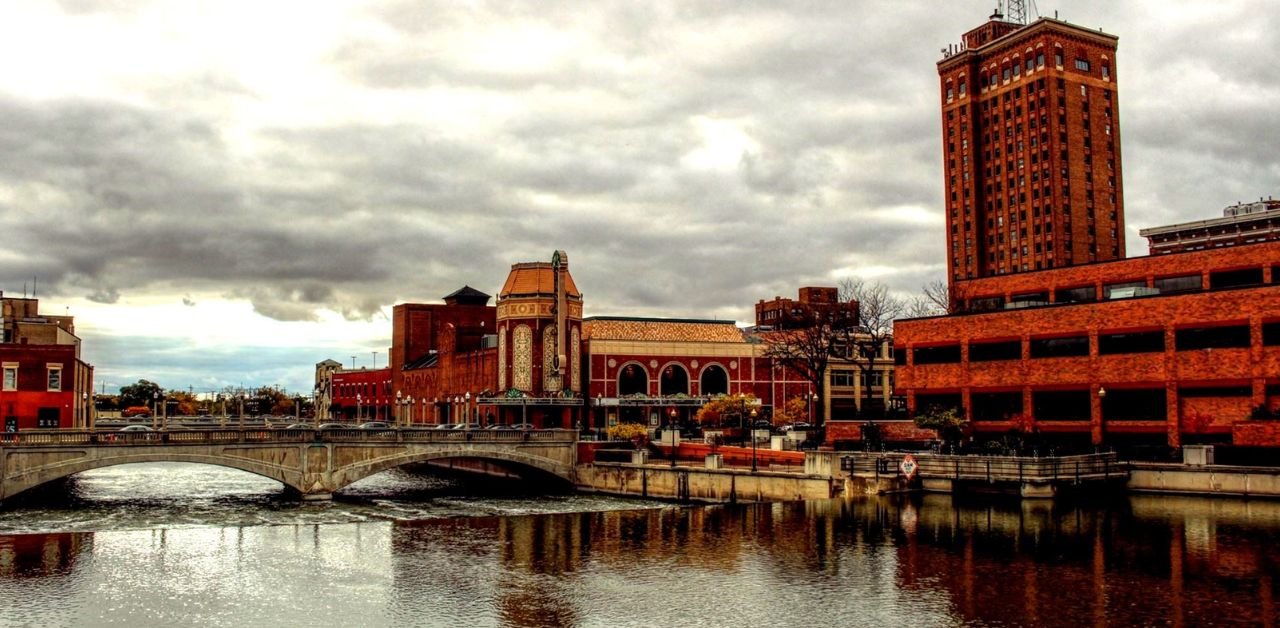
top-left (2, 485), bottom-right (1280, 625)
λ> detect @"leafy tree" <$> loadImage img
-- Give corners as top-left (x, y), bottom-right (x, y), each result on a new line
top-left (694, 393), bottom-right (761, 428)
top-left (914, 405), bottom-right (968, 448)
top-left (772, 396), bottom-right (809, 426)
top-left (119, 379), bottom-right (163, 409)
top-left (168, 390), bottom-right (199, 416)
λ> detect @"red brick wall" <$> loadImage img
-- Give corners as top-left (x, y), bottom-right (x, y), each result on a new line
top-left (0, 344), bottom-right (82, 429)
top-left (896, 274), bottom-right (1280, 446)
top-left (948, 240), bottom-right (1280, 304)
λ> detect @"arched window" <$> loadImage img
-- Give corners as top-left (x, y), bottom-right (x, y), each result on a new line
top-left (699, 365), bottom-right (729, 396)
top-left (618, 364), bottom-right (648, 396)
top-left (660, 364), bottom-right (689, 396)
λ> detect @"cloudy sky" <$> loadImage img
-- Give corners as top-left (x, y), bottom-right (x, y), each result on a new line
top-left (2, 0), bottom-right (1276, 396)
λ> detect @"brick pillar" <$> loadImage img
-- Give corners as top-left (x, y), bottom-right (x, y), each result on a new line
top-left (1166, 382), bottom-right (1181, 448)
top-left (1090, 383), bottom-right (1104, 445)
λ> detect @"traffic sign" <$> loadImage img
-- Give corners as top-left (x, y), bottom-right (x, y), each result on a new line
top-left (899, 453), bottom-right (918, 480)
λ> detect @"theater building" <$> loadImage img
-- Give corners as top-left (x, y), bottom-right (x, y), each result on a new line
top-left (323, 252), bottom-right (852, 431)
top-left (1, 292), bottom-right (94, 430)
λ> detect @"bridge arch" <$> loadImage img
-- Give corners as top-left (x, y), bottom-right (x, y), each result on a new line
top-left (0, 451), bottom-right (304, 502)
top-left (327, 447), bottom-right (574, 494)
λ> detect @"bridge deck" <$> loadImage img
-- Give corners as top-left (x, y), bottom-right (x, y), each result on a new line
top-left (0, 428), bottom-right (577, 447)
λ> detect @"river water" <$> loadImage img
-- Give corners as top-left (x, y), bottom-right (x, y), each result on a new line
top-left (1, 463), bottom-right (1278, 627)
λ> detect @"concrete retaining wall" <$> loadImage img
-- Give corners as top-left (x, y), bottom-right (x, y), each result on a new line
top-left (1128, 463), bottom-right (1280, 497)
top-left (575, 463), bottom-right (837, 503)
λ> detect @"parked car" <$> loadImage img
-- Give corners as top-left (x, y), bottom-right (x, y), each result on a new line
top-left (508, 423), bottom-right (534, 430)
top-left (433, 423), bottom-right (459, 430)
top-left (317, 423), bottom-right (348, 430)
top-left (452, 423), bottom-right (483, 431)
top-left (358, 421), bottom-right (391, 430)
top-left (284, 424), bottom-right (311, 430)
top-left (121, 406), bottom-right (152, 418)
top-left (119, 425), bottom-right (155, 432)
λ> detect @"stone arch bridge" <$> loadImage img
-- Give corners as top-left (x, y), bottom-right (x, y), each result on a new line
top-left (0, 428), bottom-right (578, 502)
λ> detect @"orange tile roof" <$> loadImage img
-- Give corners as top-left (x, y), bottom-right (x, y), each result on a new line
top-left (499, 263), bottom-right (581, 298)
top-left (583, 318), bottom-right (747, 343)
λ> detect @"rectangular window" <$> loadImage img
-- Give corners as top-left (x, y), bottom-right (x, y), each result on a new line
top-left (1154, 274), bottom-right (1202, 294)
top-left (861, 371), bottom-right (884, 388)
top-left (1210, 267), bottom-right (1264, 290)
top-left (1033, 390), bottom-right (1090, 421)
top-left (894, 346), bottom-right (907, 365)
top-left (913, 345), bottom-right (962, 365)
top-left (1030, 335), bottom-right (1090, 358)
top-left (968, 296), bottom-right (1005, 312)
top-left (1099, 331), bottom-right (1165, 355)
top-left (1104, 281), bottom-right (1149, 299)
top-left (2, 363), bottom-right (15, 391)
top-left (1175, 325), bottom-right (1252, 350)
top-left (831, 371), bottom-right (855, 387)
top-left (1101, 65), bottom-right (1110, 79)
top-left (1102, 389), bottom-right (1166, 421)
top-left (47, 365), bottom-right (62, 392)
top-left (1074, 58), bottom-right (1091, 72)
top-left (971, 391), bottom-right (1023, 421)
top-left (1265, 322), bottom-right (1280, 346)
top-left (969, 340), bottom-right (1022, 362)
top-left (1056, 286), bottom-right (1097, 304)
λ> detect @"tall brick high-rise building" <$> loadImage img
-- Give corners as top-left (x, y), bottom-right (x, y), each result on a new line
top-left (938, 9), bottom-right (1124, 282)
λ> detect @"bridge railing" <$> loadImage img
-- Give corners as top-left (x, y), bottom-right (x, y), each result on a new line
top-left (0, 428), bottom-right (579, 447)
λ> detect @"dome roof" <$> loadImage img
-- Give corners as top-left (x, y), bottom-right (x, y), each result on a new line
top-left (498, 262), bottom-right (581, 299)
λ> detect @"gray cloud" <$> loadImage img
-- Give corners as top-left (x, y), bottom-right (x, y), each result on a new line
top-left (1, 0), bottom-right (1276, 389)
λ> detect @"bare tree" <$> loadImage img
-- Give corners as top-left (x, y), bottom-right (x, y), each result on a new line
top-left (836, 279), bottom-right (904, 419)
top-left (759, 298), bottom-right (858, 427)
top-left (905, 279), bottom-right (950, 318)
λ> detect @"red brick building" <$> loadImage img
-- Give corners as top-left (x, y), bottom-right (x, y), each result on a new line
top-left (330, 366), bottom-right (392, 423)
top-left (322, 252), bottom-right (836, 431)
top-left (755, 287), bottom-right (844, 330)
top-left (1, 293), bottom-right (94, 431)
top-left (938, 12), bottom-right (1123, 281)
top-left (893, 240), bottom-right (1280, 449)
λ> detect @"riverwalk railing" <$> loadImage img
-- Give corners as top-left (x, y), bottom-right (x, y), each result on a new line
top-left (0, 428), bottom-right (577, 447)
top-left (841, 452), bottom-right (1124, 483)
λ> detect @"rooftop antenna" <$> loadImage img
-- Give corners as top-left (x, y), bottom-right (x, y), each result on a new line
top-left (1005, 0), bottom-right (1040, 25)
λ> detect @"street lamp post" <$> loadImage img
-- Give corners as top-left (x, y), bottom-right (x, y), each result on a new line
top-left (407, 396), bottom-right (414, 427)
top-left (152, 391), bottom-right (160, 429)
top-left (465, 391), bottom-right (472, 425)
top-left (396, 390), bottom-right (402, 428)
top-left (750, 408), bottom-right (759, 473)
top-left (356, 393), bottom-right (363, 423)
top-left (238, 393), bottom-right (246, 429)
top-left (669, 407), bottom-right (678, 468)
top-left (82, 392), bottom-right (89, 429)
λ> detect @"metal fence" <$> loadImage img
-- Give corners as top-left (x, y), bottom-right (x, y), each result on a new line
top-left (0, 428), bottom-right (578, 447)
top-left (841, 451), bottom-right (1123, 483)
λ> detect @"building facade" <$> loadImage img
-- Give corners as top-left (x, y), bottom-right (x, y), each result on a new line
top-left (938, 12), bottom-right (1124, 281)
top-left (1, 293), bottom-right (94, 430)
top-left (894, 240), bottom-right (1280, 449)
top-left (1140, 197), bottom-right (1280, 255)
